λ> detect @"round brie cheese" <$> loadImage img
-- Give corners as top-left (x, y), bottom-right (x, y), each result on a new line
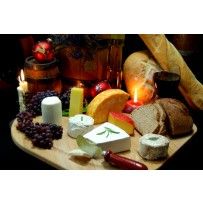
top-left (138, 133), bottom-right (169, 160)
top-left (67, 114), bottom-right (94, 138)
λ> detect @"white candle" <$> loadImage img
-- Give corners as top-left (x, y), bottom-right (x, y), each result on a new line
top-left (17, 86), bottom-right (26, 112)
top-left (41, 96), bottom-right (62, 126)
top-left (17, 69), bottom-right (28, 112)
top-left (19, 69), bottom-right (28, 93)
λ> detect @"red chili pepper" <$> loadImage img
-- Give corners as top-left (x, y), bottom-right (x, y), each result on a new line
top-left (104, 150), bottom-right (148, 170)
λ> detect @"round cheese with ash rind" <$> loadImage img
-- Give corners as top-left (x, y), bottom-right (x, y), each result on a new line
top-left (138, 133), bottom-right (169, 160)
top-left (67, 114), bottom-right (94, 138)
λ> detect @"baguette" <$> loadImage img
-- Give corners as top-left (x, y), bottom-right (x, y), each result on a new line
top-left (132, 98), bottom-right (193, 137)
top-left (139, 34), bottom-right (203, 110)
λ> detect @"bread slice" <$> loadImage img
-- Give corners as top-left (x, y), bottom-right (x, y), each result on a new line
top-left (155, 103), bottom-right (168, 135)
top-left (131, 103), bottom-right (167, 135)
top-left (156, 98), bottom-right (193, 136)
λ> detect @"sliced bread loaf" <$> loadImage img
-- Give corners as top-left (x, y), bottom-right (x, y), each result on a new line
top-left (131, 103), bottom-right (167, 135)
top-left (156, 98), bottom-right (193, 136)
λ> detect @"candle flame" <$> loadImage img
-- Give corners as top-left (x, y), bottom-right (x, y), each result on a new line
top-left (18, 69), bottom-right (25, 84)
top-left (20, 69), bottom-right (25, 81)
top-left (133, 88), bottom-right (138, 103)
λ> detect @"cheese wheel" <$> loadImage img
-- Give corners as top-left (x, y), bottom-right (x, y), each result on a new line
top-left (67, 114), bottom-right (94, 138)
top-left (138, 133), bottom-right (169, 160)
top-left (87, 89), bottom-right (129, 124)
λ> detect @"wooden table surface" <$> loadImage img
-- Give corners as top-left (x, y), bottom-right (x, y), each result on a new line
top-left (11, 116), bottom-right (197, 170)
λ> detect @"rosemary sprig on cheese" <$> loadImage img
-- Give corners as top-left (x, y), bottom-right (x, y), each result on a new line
top-left (148, 137), bottom-right (159, 141)
top-left (96, 127), bottom-right (120, 138)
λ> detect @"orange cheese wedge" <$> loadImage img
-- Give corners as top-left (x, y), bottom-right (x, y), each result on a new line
top-left (87, 89), bottom-right (129, 124)
top-left (108, 112), bottom-right (134, 135)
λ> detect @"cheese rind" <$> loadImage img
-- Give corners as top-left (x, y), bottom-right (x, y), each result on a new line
top-left (87, 89), bottom-right (129, 124)
top-left (83, 122), bottom-right (131, 153)
top-left (108, 112), bottom-right (134, 135)
top-left (67, 114), bottom-right (94, 138)
top-left (138, 133), bottom-right (169, 160)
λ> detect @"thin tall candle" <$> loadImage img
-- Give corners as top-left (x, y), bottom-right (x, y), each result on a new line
top-left (17, 69), bottom-right (28, 112)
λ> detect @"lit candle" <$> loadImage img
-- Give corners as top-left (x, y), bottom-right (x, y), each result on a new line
top-left (19, 69), bottom-right (28, 93)
top-left (133, 88), bottom-right (143, 107)
top-left (123, 88), bottom-right (143, 113)
top-left (17, 69), bottom-right (28, 112)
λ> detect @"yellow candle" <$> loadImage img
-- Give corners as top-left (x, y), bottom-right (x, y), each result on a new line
top-left (69, 87), bottom-right (84, 117)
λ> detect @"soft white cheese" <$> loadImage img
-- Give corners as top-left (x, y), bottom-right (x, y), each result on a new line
top-left (138, 133), bottom-right (169, 160)
top-left (69, 148), bottom-right (92, 158)
top-left (83, 122), bottom-right (131, 153)
top-left (41, 96), bottom-right (62, 126)
top-left (67, 114), bottom-right (94, 138)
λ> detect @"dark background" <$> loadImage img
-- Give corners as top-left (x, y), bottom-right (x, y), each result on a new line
top-left (0, 34), bottom-right (202, 169)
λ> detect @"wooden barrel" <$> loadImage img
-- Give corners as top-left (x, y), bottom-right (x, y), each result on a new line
top-left (24, 56), bottom-right (62, 93)
top-left (56, 35), bottom-right (125, 92)
top-left (57, 45), bottom-right (110, 92)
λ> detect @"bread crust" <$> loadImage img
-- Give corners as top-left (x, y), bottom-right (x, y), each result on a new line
top-left (156, 98), bottom-right (193, 136)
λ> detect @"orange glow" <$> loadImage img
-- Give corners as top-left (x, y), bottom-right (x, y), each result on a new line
top-left (133, 88), bottom-right (138, 103)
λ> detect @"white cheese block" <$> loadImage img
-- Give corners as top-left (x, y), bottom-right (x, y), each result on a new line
top-left (67, 114), bottom-right (94, 138)
top-left (41, 96), bottom-right (62, 126)
top-left (138, 133), bottom-right (169, 160)
top-left (83, 122), bottom-right (131, 153)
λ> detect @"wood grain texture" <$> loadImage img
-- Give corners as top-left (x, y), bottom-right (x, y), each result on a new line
top-left (11, 116), bottom-right (197, 170)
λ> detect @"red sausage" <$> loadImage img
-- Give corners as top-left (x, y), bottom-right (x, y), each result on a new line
top-left (104, 150), bottom-right (148, 170)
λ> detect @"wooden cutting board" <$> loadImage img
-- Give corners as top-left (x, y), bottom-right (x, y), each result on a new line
top-left (11, 116), bottom-right (197, 170)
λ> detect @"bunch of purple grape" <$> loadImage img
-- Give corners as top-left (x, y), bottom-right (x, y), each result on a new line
top-left (59, 89), bottom-right (71, 110)
top-left (26, 90), bottom-right (59, 117)
top-left (25, 90), bottom-right (72, 116)
top-left (16, 90), bottom-right (71, 149)
top-left (16, 111), bottom-right (63, 149)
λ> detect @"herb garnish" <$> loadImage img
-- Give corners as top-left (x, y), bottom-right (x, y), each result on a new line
top-left (96, 127), bottom-right (120, 138)
top-left (148, 137), bottom-right (159, 141)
